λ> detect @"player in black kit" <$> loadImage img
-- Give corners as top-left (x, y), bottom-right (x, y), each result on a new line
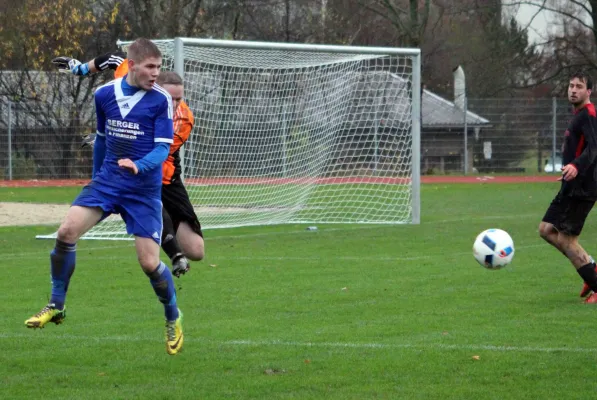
top-left (539, 71), bottom-right (597, 303)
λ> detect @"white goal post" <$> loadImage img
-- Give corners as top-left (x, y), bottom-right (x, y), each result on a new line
top-left (39, 38), bottom-right (421, 240)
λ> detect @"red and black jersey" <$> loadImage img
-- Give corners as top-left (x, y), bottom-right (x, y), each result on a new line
top-left (561, 102), bottom-right (597, 199)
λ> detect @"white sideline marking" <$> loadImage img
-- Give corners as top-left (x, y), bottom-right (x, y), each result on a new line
top-left (209, 244), bottom-right (545, 261)
top-left (226, 339), bottom-right (597, 354)
top-left (28, 211), bottom-right (538, 244)
top-left (4, 213), bottom-right (542, 261)
top-left (2, 243), bottom-right (546, 263)
top-left (424, 213), bottom-right (537, 224)
top-left (0, 333), bottom-right (593, 354)
top-left (6, 227), bottom-right (346, 258)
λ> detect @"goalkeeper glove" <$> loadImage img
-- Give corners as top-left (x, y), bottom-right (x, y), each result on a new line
top-left (52, 56), bottom-right (90, 76)
top-left (81, 133), bottom-right (96, 148)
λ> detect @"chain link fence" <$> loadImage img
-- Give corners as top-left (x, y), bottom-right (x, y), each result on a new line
top-left (421, 97), bottom-right (570, 175)
top-left (0, 99), bottom-right (94, 180)
top-left (470, 98), bottom-right (567, 175)
top-left (0, 96), bottom-right (574, 180)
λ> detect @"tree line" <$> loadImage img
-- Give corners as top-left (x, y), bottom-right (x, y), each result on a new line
top-left (1, 0), bottom-right (596, 178)
top-left (5, 0), bottom-right (597, 98)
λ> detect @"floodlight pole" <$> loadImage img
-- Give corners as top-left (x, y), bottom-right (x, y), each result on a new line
top-left (463, 97), bottom-right (468, 175)
top-left (7, 101), bottom-right (12, 180)
top-left (552, 97), bottom-right (557, 172)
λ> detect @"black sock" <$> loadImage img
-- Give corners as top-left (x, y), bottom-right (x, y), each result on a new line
top-left (161, 208), bottom-right (183, 262)
top-left (577, 262), bottom-right (597, 292)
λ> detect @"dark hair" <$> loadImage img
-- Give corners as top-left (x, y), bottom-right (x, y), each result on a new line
top-left (127, 38), bottom-right (161, 63)
top-left (571, 71), bottom-right (594, 91)
top-left (157, 71), bottom-right (183, 86)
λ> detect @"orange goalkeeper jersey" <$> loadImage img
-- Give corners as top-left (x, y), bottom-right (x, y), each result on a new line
top-left (114, 61), bottom-right (128, 79)
top-left (163, 100), bottom-right (194, 185)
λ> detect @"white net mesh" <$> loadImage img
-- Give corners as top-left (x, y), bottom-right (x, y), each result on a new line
top-left (40, 40), bottom-right (419, 240)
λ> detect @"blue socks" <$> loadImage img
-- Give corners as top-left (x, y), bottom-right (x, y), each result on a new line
top-left (50, 243), bottom-right (178, 321)
top-left (147, 262), bottom-right (179, 321)
top-left (50, 240), bottom-right (77, 310)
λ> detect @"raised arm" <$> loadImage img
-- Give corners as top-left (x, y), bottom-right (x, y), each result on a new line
top-left (52, 51), bottom-right (127, 76)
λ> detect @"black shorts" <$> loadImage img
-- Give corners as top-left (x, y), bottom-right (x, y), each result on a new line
top-left (542, 191), bottom-right (595, 236)
top-left (161, 179), bottom-right (203, 238)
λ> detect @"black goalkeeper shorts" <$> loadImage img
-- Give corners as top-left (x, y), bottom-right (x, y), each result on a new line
top-left (161, 179), bottom-right (203, 238)
top-left (542, 190), bottom-right (595, 236)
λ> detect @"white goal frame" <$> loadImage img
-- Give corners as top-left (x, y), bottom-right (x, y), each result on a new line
top-left (38, 38), bottom-right (420, 240)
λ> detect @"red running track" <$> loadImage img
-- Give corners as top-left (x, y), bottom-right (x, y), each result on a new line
top-left (0, 175), bottom-right (559, 188)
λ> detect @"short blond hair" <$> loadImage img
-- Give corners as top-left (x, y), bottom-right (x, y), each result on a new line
top-left (127, 38), bottom-right (161, 63)
top-left (157, 71), bottom-right (183, 86)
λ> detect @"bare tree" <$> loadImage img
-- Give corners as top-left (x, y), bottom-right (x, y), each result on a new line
top-left (417, 1), bottom-right (540, 96)
top-left (112, 0), bottom-right (246, 39)
top-left (230, 0), bottom-right (329, 42)
top-left (502, 1), bottom-right (597, 89)
top-left (0, 0), bottom-right (120, 178)
top-left (504, 1), bottom-right (597, 45)
top-left (359, 0), bottom-right (431, 47)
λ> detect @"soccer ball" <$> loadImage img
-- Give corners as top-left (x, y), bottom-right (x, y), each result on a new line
top-left (473, 229), bottom-right (515, 270)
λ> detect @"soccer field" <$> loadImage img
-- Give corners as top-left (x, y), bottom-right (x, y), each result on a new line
top-left (2, 182), bottom-right (597, 399)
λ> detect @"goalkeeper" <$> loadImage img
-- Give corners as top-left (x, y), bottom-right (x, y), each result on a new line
top-left (53, 53), bottom-right (204, 277)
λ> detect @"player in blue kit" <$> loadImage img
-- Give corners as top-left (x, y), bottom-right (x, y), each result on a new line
top-left (25, 38), bottom-right (184, 355)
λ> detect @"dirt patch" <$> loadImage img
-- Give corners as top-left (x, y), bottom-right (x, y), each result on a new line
top-left (0, 202), bottom-right (70, 227)
top-left (0, 175), bottom-right (561, 227)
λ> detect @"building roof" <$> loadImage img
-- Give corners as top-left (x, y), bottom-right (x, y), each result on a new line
top-left (422, 89), bottom-right (490, 128)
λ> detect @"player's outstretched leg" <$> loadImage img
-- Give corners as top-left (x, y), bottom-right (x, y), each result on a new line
top-left (146, 261), bottom-right (184, 354)
top-left (25, 240), bottom-right (75, 328)
top-left (161, 208), bottom-right (190, 278)
top-left (579, 256), bottom-right (596, 297)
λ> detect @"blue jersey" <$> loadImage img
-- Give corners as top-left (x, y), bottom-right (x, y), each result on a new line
top-left (93, 78), bottom-right (173, 196)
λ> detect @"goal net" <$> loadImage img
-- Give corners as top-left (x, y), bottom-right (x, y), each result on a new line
top-left (39, 38), bottom-right (421, 240)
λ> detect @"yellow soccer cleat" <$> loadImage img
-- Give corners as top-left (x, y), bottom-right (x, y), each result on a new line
top-left (166, 309), bottom-right (184, 355)
top-left (25, 304), bottom-right (66, 329)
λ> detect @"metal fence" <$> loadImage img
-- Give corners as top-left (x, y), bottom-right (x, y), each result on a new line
top-left (421, 97), bottom-right (569, 175)
top-left (469, 98), bottom-right (567, 175)
top-left (0, 99), bottom-right (95, 180)
top-left (0, 96), bottom-right (573, 180)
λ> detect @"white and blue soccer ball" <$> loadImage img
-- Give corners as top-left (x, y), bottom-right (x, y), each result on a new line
top-left (473, 229), bottom-right (515, 270)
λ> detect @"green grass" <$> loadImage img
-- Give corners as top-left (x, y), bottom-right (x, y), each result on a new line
top-left (517, 149), bottom-right (562, 175)
top-left (3, 182), bottom-right (597, 399)
top-left (0, 186), bottom-right (81, 203)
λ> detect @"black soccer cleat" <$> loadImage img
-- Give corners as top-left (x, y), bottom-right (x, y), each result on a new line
top-left (172, 255), bottom-right (190, 278)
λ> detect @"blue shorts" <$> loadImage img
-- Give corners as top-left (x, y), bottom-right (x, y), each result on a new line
top-left (73, 184), bottom-right (163, 243)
